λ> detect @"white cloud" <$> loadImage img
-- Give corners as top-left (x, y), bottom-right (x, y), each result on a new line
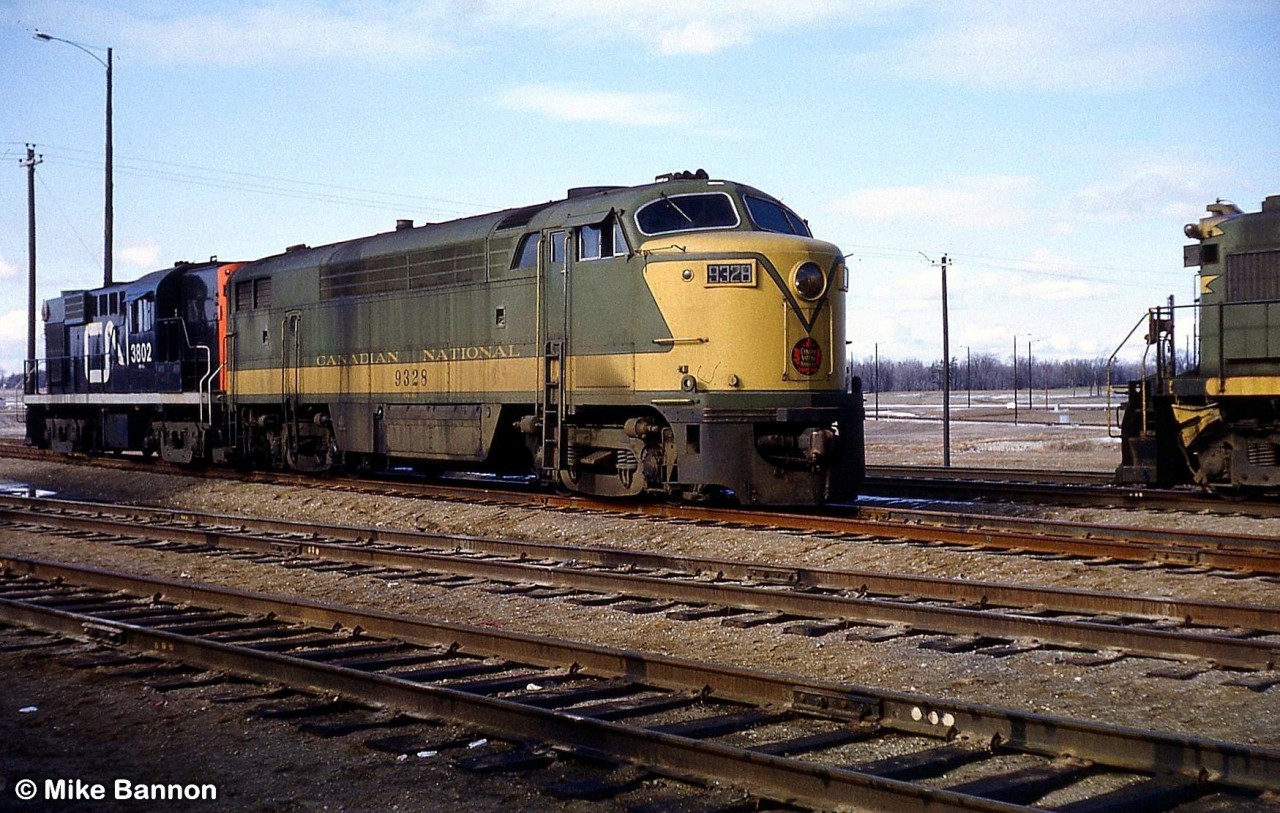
top-left (21, 0), bottom-right (1241, 77)
top-left (34, 0), bottom-right (893, 64)
top-left (959, 251), bottom-right (1114, 302)
top-left (119, 242), bottom-right (162, 269)
top-left (848, 243), bottom-right (1123, 365)
top-left (0, 255), bottom-right (16, 280)
top-left (654, 18), bottom-right (753, 56)
top-left (1009, 275), bottom-right (1096, 302)
top-left (0, 309), bottom-right (32, 376)
top-left (98, 2), bottom-right (458, 65)
top-left (495, 84), bottom-right (696, 127)
top-left (829, 176), bottom-right (1036, 230)
top-left (0, 308), bottom-right (26, 340)
top-left (491, 0), bottom-right (893, 56)
top-left (1068, 158), bottom-right (1227, 223)
top-left (853, 2), bottom-right (1214, 93)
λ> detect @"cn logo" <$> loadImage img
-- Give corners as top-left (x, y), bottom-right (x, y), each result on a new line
top-left (84, 320), bottom-right (125, 384)
top-left (791, 337), bottom-right (822, 376)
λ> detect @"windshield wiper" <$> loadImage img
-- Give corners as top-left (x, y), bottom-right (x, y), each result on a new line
top-left (661, 193), bottom-right (694, 224)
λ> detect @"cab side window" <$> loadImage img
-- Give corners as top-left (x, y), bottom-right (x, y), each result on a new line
top-left (611, 219), bottom-right (628, 257)
top-left (130, 295), bottom-right (155, 332)
top-left (550, 231), bottom-right (567, 265)
top-left (580, 224), bottom-right (603, 260)
top-left (578, 216), bottom-right (629, 261)
top-left (512, 233), bottom-right (540, 269)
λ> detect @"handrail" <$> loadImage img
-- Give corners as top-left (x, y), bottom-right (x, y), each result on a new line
top-left (652, 337), bottom-right (707, 345)
top-left (1105, 312), bottom-right (1149, 439)
top-left (158, 316), bottom-right (213, 422)
top-left (198, 361), bottom-right (221, 425)
top-left (23, 360), bottom-right (36, 395)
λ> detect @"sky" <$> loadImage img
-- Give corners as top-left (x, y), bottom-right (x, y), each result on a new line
top-left (1, 0), bottom-right (1277, 377)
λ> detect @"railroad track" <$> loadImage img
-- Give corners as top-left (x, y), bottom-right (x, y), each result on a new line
top-left (4, 444), bottom-right (1280, 574)
top-left (13, 438), bottom-right (1280, 519)
top-left (3, 495), bottom-right (1279, 678)
top-left (867, 464), bottom-right (1116, 487)
top-left (863, 464), bottom-right (1280, 516)
top-left (1, 555), bottom-right (1277, 812)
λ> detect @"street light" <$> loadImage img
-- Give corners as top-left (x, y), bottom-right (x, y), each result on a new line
top-left (33, 30), bottom-right (113, 287)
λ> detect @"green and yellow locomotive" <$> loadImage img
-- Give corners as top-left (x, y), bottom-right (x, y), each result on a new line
top-left (27, 172), bottom-right (864, 505)
top-left (1118, 194), bottom-right (1280, 493)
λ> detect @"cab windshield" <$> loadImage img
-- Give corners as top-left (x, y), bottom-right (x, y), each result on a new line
top-left (636, 192), bottom-right (740, 235)
top-left (744, 194), bottom-right (811, 237)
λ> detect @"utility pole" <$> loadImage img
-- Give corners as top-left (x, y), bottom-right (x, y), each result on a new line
top-left (1026, 338), bottom-right (1033, 411)
top-left (104, 45), bottom-right (113, 286)
top-left (21, 144), bottom-right (42, 392)
top-left (1012, 335), bottom-right (1019, 426)
top-left (940, 254), bottom-right (950, 467)
top-left (873, 342), bottom-right (880, 421)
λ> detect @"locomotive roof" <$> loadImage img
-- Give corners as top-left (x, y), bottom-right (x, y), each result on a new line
top-left (233, 174), bottom-right (784, 277)
top-left (53, 259), bottom-right (228, 303)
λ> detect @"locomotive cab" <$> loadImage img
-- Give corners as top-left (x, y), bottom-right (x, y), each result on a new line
top-left (516, 172), bottom-right (862, 504)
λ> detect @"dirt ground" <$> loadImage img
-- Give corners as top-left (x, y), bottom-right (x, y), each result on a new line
top-left (864, 416), bottom-right (1120, 472)
top-left (863, 388), bottom-right (1121, 471)
top-left (1, 417), bottom-right (1278, 810)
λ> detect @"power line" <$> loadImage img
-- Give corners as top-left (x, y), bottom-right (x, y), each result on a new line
top-left (35, 168), bottom-right (99, 267)
top-left (841, 243), bottom-right (1182, 291)
top-left (31, 144), bottom-right (494, 217)
top-left (841, 241), bottom-right (1175, 279)
top-left (9, 143), bottom-right (1192, 288)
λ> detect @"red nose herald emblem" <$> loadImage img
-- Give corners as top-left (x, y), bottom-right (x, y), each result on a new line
top-left (791, 338), bottom-right (821, 376)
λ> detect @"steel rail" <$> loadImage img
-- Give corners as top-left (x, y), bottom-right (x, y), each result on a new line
top-left (5, 443), bottom-right (1280, 569)
top-left (1, 555), bottom-right (1278, 809)
top-left (6, 490), bottom-right (1280, 593)
top-left (5, 494), bottom-right (1276, 629)
top-left (860, 467), bottom-right (1280, 516)
top-left (4, 497), bottom-right (1279, 670)
top-left (10, 434), bottom-right (1280, 523)
top-left (866, 464), bottom-right (1115, 486)
top-left (717, 505), bottom-right (1280, 573)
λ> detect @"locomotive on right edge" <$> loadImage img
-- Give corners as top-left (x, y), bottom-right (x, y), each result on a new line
top-left (1118, 194), bottom-right (1280, 494)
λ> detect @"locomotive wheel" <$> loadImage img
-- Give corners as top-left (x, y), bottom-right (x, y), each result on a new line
top-left (556, 459), bottom-right (646, 498)
top-left (286, 433), bottom-right (334, 473)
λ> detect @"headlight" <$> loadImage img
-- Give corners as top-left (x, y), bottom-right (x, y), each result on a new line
top-left (792, 262), bottom-right (826, 301)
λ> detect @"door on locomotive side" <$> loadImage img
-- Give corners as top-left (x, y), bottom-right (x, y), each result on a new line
top-left (564, 211), bottom-right (638, 395)
top-left (541, 228), bottom-right (569, 360)
top-left (535, 228), bottom-right (569, 475)
top-left (282, 310), bottom-right (303, 415)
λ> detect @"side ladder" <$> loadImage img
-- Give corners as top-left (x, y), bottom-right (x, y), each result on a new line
top-left (539, 340), bottom-right (565, 476)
